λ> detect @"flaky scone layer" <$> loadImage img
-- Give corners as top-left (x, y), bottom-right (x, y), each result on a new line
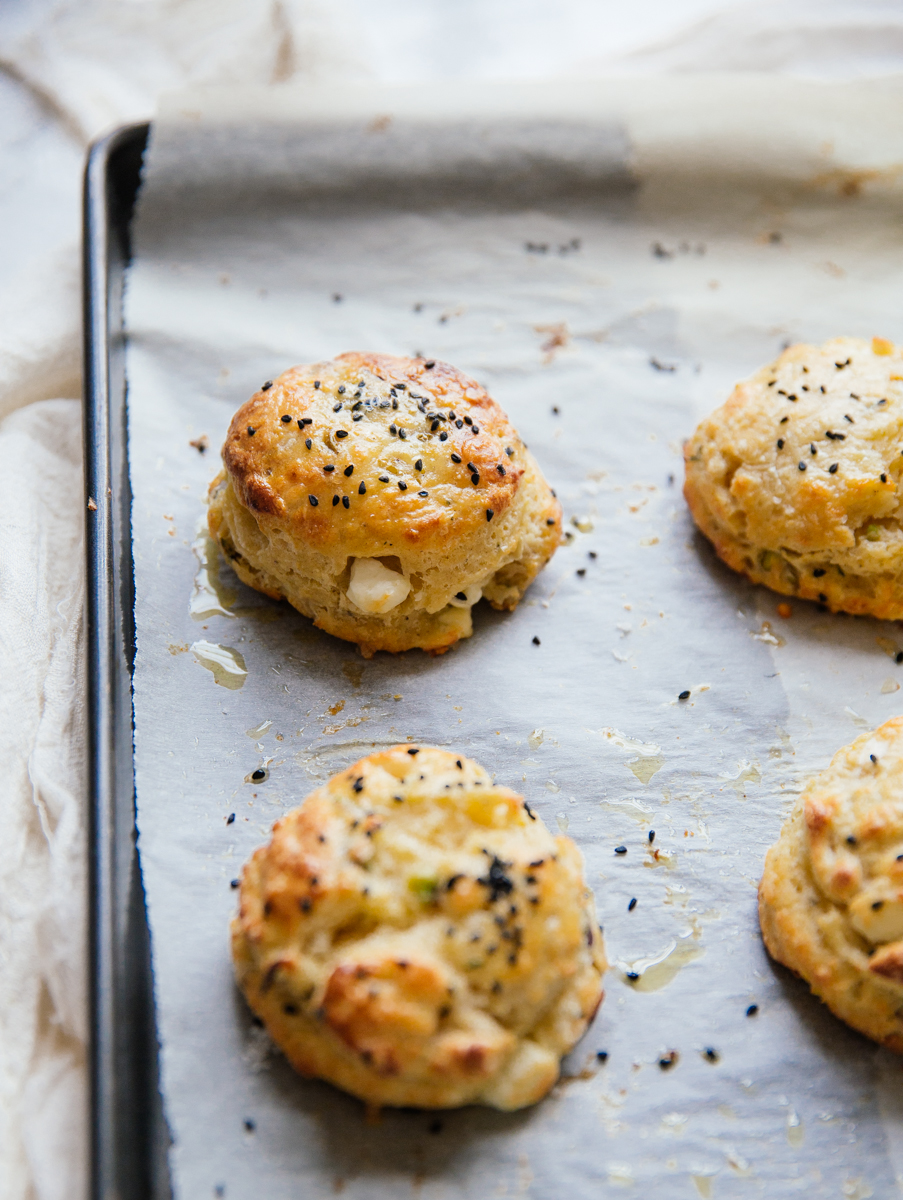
top-left (209, 352), bottom-right (561, 655)
top-left (685, 337), bottom-right (903, 618)
top-left (759, 716), bottom-right (903, 1050)
top-left (232, 746), bottom-right (606, 1110)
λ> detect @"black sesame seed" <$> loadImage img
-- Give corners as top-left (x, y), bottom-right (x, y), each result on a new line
top-left (451, 453), bottom-right (462, 463)
top-left (704, 1047), bottom-right (719, 1063)
top-left (305, 437), bottom-right (312, 449)
top-left (439, 431), bottom-right (448, 441)
top-left (332, 495), bottom-right (339, 506)
top-left (628, 898), bottom-right (637, 912)
top-left (546, 518), bottom-right (555, 525)
top-left (398, 481), bottom-right (407, 491)
top-left (576, 568), bottom-right (585, 576)
top-left (342, 496), bottom-right (350, 509)
top-left (343, 465), bottom-right (353, 477)
top-left (780, 416), bottom-right (789, 424)
top-left (415, 459), bottom-right (423, 471)
top-left (678, 689), bottom-right (691, 700)
top-left (247, 426), bottom-right (256, 436)
top-left (472, 425), bottom-right (480, 434)
top-left (407, 748), bottom-right (419, 756)
top-left (425, 360), bottom-right (435, 369)
top-left (251, 768), bottom-right (266, 781)
top-left (798, 461), bottom-right (807, 471)
top-left (244, 1119), bottom-right (255, 1131)
top-left (227, 812), bottom-right (235, 825)
top-left (810, 444), bottom-right (816, 455)
top-left (399, 429), bottom-right (407, 440)
top-left (659, 1052), bottom-right (677, 1070)
top-left (309, 495), bottom-right (320, 507)
top-left (505, 447), bottom-right (513, 457)
top-left (844, 413), bottom-right (853, 422)
top-left (314, 381), bottom-right (320, 389)
top-left (648, 830), bottom-right (655, 843)
top-left (813, 567), bottom-right (826, 577)
top-left (615, 845), bottom-right (627, 855)
top-left (230, 878), bottom-right (239, 888)
top-left (596, 1050), bottom-right (609, 1062)
top-left (324, 465), bottom-right (335, 473)
top-left (456, 419), bottom-right (464, 429)
top-left (777, 439), bottom-right (784, 449)
top-left (532, 636), bottom-right (540, 645)
top-left (333, 403), bottom-right (343, 412)
top-left (464, 415), bottom-right (473, 426)
top-left (626, 971), bottom-right (640, 981)
top-left (358, 482), bottom-right (366, 494)
top-left (335, 430), bottom-right (348, 438)
top-left (871, 753), bottom-right (878, 764)
top-left (486, 509), bottom-right (494, 521)
top-left (338, 385), bottom-right (346, 394)
top-left (746, 1004), bottom-right (759, 1017)
top-left (829, 463), bottom-right (838, 473)
top-left (419, 490), bottom-right (428, 497)
top-left (390, 424), bottom-right (397, 435)
top-left (471, 473), bottom-right (480, 485)
top-left (818, 592), bottom-right (827, 602)
top-left (280, 414), bottom-right (291, 423)
top-left (379, 475), bottom-right (389, 483)
top-left (262, 381), bottom-right (273, 391)
top-left (497, 464), bottom-right (506, 475)
top-left (882, 473), bottom-right (888, 483)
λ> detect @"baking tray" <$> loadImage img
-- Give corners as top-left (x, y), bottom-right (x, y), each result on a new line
top-left (88, 81), bottom-right (903, 1199)
top-left (83, 120), bottom-right (171, 1200)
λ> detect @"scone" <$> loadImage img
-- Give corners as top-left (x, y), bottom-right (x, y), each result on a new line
top-left (759, 716), bottom-right (903, 1050)
top-left (208, 352), bottom-right (561, 656)
top-left (231, 745), bottom-right (606, 1110)
top-left (684, 336), bottom-right (903, 618)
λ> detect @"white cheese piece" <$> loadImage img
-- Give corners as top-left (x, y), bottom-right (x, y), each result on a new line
top-left (346, 557), bottom-right (411, 614)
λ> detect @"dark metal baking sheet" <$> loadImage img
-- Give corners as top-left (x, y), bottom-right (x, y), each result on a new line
top-left (83, 120), bottom-right (171, 1200)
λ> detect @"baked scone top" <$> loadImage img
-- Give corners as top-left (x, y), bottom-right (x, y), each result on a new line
top-left (684, 337), bottom-right (903, 616)
top-left (232, 746), bottom-right (606, 1110)
top-left (759, 716), bottom-right (903, 1050)
top-left (222, 352), bottom-right (524, 554)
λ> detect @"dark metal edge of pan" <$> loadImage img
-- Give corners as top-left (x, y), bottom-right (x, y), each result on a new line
top-left (83, 119), bottom-right (172, 1200)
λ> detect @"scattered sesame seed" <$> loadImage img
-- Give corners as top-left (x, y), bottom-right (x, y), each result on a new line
top-left (678, 689), bottom-right (690, 700)
top-left (576, 568), bottom-right (585, 576)
top-left (746, 1004), bottom-right (758, 1017)
top-left (227, 813), bottom-right (235, 825)
top-left (230, 879), bottom-right (239, 888)
top-left (628, 898), bottom-right (637, 911)
top-left (596, 1050), bottom-right (609, 1062)
top-left (703, 1047), bottom-right (719, 1063)
top-left (648, 830), bottom-right (655, 843)
top-left (659, 1051), bottom-right (678, 1070)
top-left (615, 845), bottom-right (627, 855)
top-left (251, 768), bottom-right (266, 781)
top-left (626, 971), bottom-right (640, 981)
top-left (532, 636), bottom-right (540, 646)
top-left (262, 381), bottom-right (273, 391)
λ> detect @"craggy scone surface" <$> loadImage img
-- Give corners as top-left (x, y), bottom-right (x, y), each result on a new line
top-left (759, 716), bottom-right (903, 1050)
top-left (208, 352), bottom-right (561, 655)
top-left (684, 337), bottom-right (903, 618)
top-left (232, 746), bottom-right (606, 1110)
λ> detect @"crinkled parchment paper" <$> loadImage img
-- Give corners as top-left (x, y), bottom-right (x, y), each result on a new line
top-left (127, 77), bottom-right (903, 1198)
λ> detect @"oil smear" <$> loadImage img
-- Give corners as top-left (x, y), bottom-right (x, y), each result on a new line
top-left (191, 641), bottom-right (247, 689)
top-left (786, 1109), bottom-right (804, 1148)
top-left (190, 514), bottom-right (237, 619)
top-left (619, 934), bottom-right (704, 992)
top-left (246, 720), bottom-right (273, 739)
top-left (597, 727), bottom-right (664, 784)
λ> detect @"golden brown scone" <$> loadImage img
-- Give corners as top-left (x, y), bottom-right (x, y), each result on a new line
top-left (759, 716), bottom-right (903, 1051)
top-left (208, 352), bottom-right (561, 656)
top-left (684, 336), bottom-right (903, 618)
top-left (231, 745), bottom-right (606, 1110)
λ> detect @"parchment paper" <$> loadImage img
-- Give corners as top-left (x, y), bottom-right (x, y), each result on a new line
top-left (127, 77), bottom-right (903, 1198)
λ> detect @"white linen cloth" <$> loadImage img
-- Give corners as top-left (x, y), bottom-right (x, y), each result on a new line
top-left (1, 2), bottom-right (901, 1198)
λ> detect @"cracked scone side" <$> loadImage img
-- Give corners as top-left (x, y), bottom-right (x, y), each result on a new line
top-left (231, 746), bottom-right (606, 1110)
top-left (759, 716), bottom-right (903, 1050)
